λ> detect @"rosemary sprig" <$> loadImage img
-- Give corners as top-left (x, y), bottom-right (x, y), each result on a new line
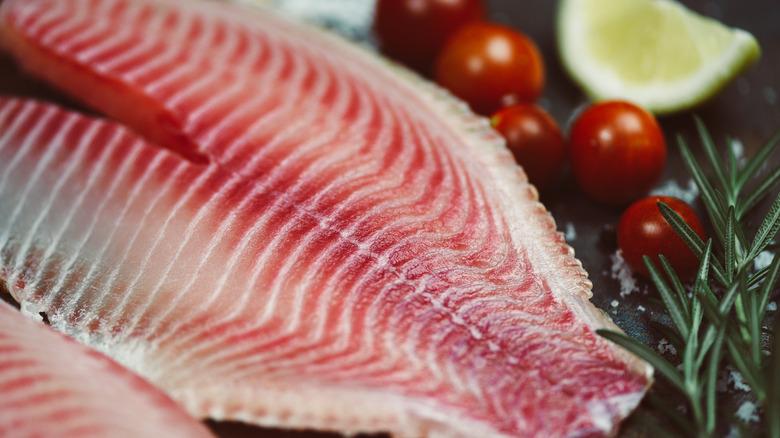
top-left (600, 120), bottom-right (780, 437)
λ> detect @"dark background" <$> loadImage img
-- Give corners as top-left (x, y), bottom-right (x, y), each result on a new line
top-left (0, 0), bottom-right (778, 437)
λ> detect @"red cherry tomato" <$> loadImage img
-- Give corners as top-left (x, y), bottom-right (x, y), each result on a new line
top-left (618, 196), bottom-right (707, 279)
top-left (568, 101), bottom-right (667, 204)
top-left (433, 22), bottom-right (545, 115)
top-left (490, 103), bottom-right (564, 190)
top-left (373, 0), bottom-right (486, 76)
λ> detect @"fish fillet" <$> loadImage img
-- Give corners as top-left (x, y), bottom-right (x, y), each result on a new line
top-left (0, 0), bottom-right (652, 437)
top-left (0, 299), bottom-right (216, 438)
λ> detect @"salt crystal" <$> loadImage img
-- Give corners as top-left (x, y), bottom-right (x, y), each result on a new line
top-left (610, 250), bottom-right (638, 297)
top-left (637, 305), bottom-right (646, 312)
top-left (242, 0), bottom-right (376, 40)
top-left (564, 222), bottom-right (577, 241)
top-left (768, 301), bottom-right (777, 312)
top-left (754, 250), bottom-right (775, 271)
top-left (658, 338), bottom-right (677, 355)
top-left (729, 138), bottom-right (745, 163)
top-left (610, 300), bottom-right (619, 308)
top-left (651, 178), bottom-right (700, 204)
top-left (736, 401), bottom-right (759, 424)
top-left (729, 370), bottom-right (751, 392)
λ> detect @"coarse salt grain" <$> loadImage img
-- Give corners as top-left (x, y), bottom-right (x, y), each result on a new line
top-left (729, 370), bottom-right (751, 392)
top-left (564, 222), bottom-right (577, 241)
top-left (658, 338), bottom-right (677, 355)
top-left (651, 178), bottom-right (700, 204)
top-left (736, 401), bottom-right (759, 423)
top-left (754, 250), bottom-right (774, 271)
top-left (242, 0), bottom-right (375, 39)
top-left (610, 250), bottom-right (638, 297)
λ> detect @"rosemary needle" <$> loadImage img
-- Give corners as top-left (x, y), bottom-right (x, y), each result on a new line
top-left (601, 121), bottom-right (780, 437)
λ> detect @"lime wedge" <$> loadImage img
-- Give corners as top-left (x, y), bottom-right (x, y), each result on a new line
top-left (556, 0), bottom-right (761, 114)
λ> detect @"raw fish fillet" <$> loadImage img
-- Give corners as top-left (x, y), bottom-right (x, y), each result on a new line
top-left (0, 0), bottom-right (652, 436)
top-left (0, 299), bottom-right (216, 438)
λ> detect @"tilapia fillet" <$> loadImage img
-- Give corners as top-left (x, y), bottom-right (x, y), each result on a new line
top-left (0, 0), bottom-right (651, 436)
top-left (0, 299), bottom-right (216, 438)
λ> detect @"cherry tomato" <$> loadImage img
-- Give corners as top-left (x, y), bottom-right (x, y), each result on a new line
top-left (490, 103), bottom-right (564, 190)
top-left (373, 0), bottom-right (486, 76)
top-left (568, 101), bottom-right (666, 204)
top-left (618, 196), bottom-right (707, 279)
top-left (433, 22), bottom-right (545, 115)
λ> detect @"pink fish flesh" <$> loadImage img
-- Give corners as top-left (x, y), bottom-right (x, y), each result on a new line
top-left (0, 299), bottom-right (216, 438)
top-left (0, 0), bottom-right (653, 437)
